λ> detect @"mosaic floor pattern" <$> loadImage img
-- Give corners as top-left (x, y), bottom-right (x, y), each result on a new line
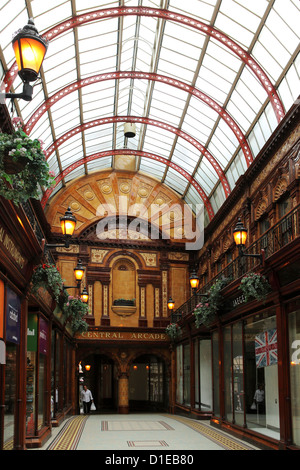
top-left (32, 414), bottom-right (261, 451)
top-left (101, 420), bottom-right (174, 431)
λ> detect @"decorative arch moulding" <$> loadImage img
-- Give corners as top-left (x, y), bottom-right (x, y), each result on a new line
top-left (3, 6), bottom-right (284, 123)
top-left (44, 115), bottom-right (231, 198)
top-left (24, 71), bottom-right (253, 168)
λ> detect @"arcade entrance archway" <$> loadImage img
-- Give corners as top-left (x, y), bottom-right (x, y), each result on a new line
top-left (129, 354), bottom-right (169, 412)
top-left (79, 354), bottom-right (118, 413)
top-left (78, 352), bottom-right (169, 414)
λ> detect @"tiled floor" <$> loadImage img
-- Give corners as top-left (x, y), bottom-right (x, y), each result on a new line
top-left (32, 413), bottom-right (261, 451)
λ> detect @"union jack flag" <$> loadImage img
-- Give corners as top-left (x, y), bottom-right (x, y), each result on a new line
top-left (255, 329), bottom-right (278, 368)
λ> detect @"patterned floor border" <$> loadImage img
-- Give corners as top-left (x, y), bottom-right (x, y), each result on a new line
top-left (128, 440), bottom-right (169, 447)
top-left (47, 415), bottom-right (89, 450)
top-left (164, 415), bottom-right (259, 451)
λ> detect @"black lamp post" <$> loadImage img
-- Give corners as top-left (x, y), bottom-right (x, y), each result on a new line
top-left (1, 19), bottom-right (48, 102)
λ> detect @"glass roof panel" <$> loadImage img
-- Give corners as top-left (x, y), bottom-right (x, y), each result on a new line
top-left (0, 0), bottom-right (299, 219)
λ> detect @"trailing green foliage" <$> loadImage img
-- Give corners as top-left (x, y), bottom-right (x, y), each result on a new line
top-left (0, 117), bottom-right (55, 205)
top-left (239, 272), bottom-right (271, 302)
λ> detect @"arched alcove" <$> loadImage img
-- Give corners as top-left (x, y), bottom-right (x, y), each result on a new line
top-left (112, 258), bottom-right (136, 306)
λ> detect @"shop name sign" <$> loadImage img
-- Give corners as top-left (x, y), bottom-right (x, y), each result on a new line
top-left (232, 294), bottom-right (246, 308)
top-left (0, 223), bottom-right (26, 269)
top-left (77, 330), bottom-right (168, 341)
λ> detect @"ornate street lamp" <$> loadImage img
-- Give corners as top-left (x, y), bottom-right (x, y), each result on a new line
top-left (42, 207), bottom-right (77, 251)
top-left (189, 271), bottom-right (200, 292)
top-left (74, 259), bottom-right (85, 284)
top-left (64, 259), bottom-right (85, 291)
top-left (80, 287), bottom-right (89, 304)
top-left (2, 19), bottom-right (48, 102)
top-left (233, 218), bottom-right (264, 265)
top-left (167, 297), bottom-right (175, 311)
top-left (60, 207), bottom-right (77, 244)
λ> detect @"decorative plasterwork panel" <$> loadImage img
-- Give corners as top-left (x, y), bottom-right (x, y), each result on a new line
top-left (45, 170), bottom-right (195, 246)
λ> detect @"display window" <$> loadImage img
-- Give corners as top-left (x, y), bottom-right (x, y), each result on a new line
top-left (3, 343), bottom-right (17, 448)
top-left (288, 309), bottom-right (300, 446)
top-left (221, 312), bottom-right (279, 439)
top-left (3, 287), bottom-right (21, 449)
top-left (212, 331), bottom-right (220, 417)
top-left (194, 339), bottom-right (212, 412)
top-left (51, 330), bottom-right (62, 419)
top-left (176, 345), bottom-right (183, 404)
top-left (26, 314), bottom-right (49, 436)
top-left (176, 344), bottom-right (191, 407)
top-left (244, 313), bottom-right (279, 439)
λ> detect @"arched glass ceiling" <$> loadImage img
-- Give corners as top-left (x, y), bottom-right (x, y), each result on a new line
top-left (0, 0), bottom-right (299, 224)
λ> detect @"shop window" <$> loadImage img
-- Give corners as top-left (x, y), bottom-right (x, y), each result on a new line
top-left (232, 322), bottom-right (244, 427)
top-left (183, 344), bottom-right (190, 406)
top-left (176, 345), bottom-right (183, 404)
top-left (288, 309), bottom-right (300, 446)
top-left (4, 344), bottom-right (17, 447)
top-left (212, 331), bottom-right (220, 417)
top-left (223, 322), bottom-right (244, 426)
top-left (175, 344), bottom-right (190, 406)
top-left (4, 287), bottom-right (21, 449)
top-left (221, 315), bottom-right (279, 438)
top-left (224, 326), bottom-right (232, 421)
top-left (244, 313), bottom-right (279, 439)
top-left (194, 339), bottom-right (212, 412)
top-left (26, 315), bottom-right (48, 435)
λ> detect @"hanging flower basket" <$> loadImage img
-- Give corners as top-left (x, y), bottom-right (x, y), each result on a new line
top-left (0, 117), bottom-right (55, 205)
top-left (63, 296), bottom-right (89, 333)
top-left (193, 278), bottom-right (228, 327)
top-left (2, 148), bottom-right (27, 174)
top-left (165, 323), bottom-right (182, 341)
top-left (239, 272), bottom-right (271, 303)
top-left (31, 264), bottom-right (64, 302)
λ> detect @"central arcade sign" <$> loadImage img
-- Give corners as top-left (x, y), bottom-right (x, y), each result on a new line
top-left (77, 330), bottom-right (168, 342)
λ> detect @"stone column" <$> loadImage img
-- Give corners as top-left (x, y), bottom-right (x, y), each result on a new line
top-left (118, 372), bottom-right (129, 414)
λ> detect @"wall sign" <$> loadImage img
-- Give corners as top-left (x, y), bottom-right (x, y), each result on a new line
top-left (77, 330), bottom-right (167, 341)
top-left (6, 287), bottom-right (21, 344)
top-left (39, 318), bottom-right (48, 355)
top-left (0, 222), bottom-right (27, 270)
top-left (27, 314), bottom-right (38, 352)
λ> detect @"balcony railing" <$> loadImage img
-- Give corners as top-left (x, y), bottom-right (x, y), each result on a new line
top-left (171, 204), bottom-right (300, 322)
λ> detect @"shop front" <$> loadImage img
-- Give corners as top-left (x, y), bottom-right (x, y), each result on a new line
top-left (0, 198), bottom-right (78, 450)
top-left (174, 288), bottom-right (300, 449)
top-left (215, 309), bottom-right (280, 441)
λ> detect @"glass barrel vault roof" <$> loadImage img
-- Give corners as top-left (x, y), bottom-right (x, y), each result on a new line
top-left (0, 0), bottom-right (299, 224)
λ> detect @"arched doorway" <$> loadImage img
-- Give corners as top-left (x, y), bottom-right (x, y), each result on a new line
top-left (129, 355), bottom-right (169, 412)
top-left (79, 354), bottom-right (118, 412)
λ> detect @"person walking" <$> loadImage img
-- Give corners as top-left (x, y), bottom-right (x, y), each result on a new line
top-left (81, 385), bottom-right (93, 414)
